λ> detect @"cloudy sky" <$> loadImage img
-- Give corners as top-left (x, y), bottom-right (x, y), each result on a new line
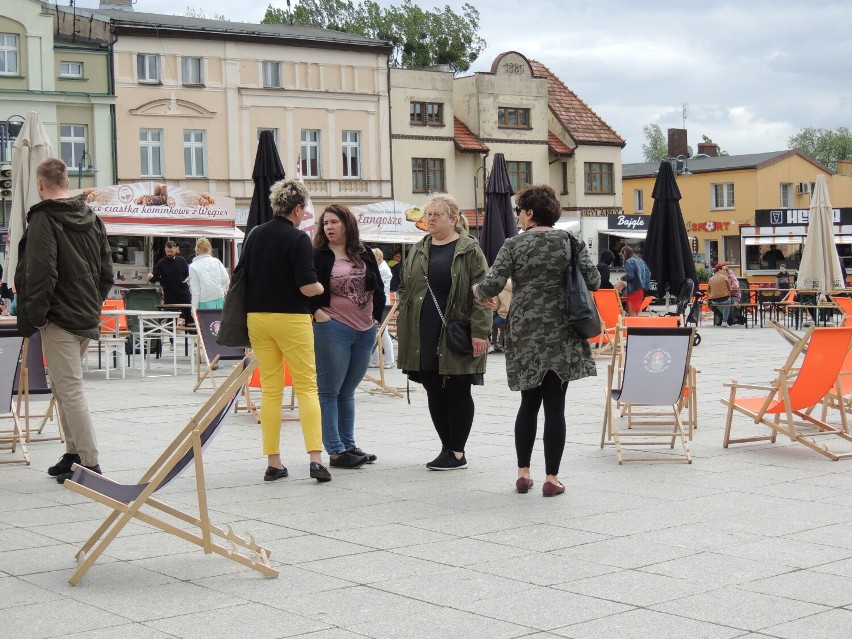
top-left (77, 0), bottom-right (851, 162)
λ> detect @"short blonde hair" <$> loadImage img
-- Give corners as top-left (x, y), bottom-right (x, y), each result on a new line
top-left (195, 238), bottom-right (212, 254)
top-left (423, 192), bottom-right (466, 234)
top-left (372, 247), bottom-right (384, 263)
top-left (37, 158), bottom-right (69, 190)
top-left (269, 179), bottom-right (309, 218)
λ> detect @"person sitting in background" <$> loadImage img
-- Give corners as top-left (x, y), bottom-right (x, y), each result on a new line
top-left (707, 263), bottom-right (733, 326)
top-left (596, 250), bottom-right (615, 289)
top-left (722, 264), bottom-right (744, 325)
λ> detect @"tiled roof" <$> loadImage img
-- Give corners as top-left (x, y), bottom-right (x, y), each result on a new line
top-left (529, 60), bottom-right (625, 148)
top-left (454, 118), bottom-right (490, 154)
top-left (622, 149), bottom-right (834, 179)
top-left (548, 132), bottom-right (572, 156)
top-left (461, 209), bottom-right (484, 229)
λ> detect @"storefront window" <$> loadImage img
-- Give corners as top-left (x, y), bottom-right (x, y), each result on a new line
top-left (744, 242), bottom-right (803, 272)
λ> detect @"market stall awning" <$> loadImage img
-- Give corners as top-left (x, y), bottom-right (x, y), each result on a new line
top-left (598, 229), bottom-right (648, 239)
top-left (744, 236), bottom-right (804, 245)
top-left (104, 223), bottom-right (244, 240)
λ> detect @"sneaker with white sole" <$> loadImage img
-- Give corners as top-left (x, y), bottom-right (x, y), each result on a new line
top-left (426, 450), bottom-right (467, 470)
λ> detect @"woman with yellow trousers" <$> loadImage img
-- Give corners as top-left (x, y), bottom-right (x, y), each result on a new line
top-left (242, 179), bottom-right (331, 483)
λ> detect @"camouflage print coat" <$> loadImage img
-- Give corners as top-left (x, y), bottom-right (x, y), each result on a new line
top-left (476, 230), bottom-right (601, 391)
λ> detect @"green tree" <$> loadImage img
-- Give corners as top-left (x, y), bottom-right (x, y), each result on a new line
top-left (641, 124), bottom-right (666, 163)
top-left (788, 127), bottom-right (852, 171)
top-left (185, 6), bottom-right (227, 20)
top-left (263, 0), bottom-right (486, 73)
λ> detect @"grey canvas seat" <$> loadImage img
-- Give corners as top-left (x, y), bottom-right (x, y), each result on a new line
top-left (12, 330), bottom-right (64, 442)
top-left (601, 326), bottom-right (696, 463)
top-left (0, 334), bottom-right (28, 465)
top-left (192, 307), bottom-right (246, 391)
top-left (63, 354), bottom-right (279, 585)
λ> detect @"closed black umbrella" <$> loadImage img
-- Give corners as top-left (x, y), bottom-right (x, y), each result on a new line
top-left (643, 160), bottom-right (698, 297)
top-left (479, 153), bottom-right (517, 265)
top-left (246, 131), bottom-right (286, 234)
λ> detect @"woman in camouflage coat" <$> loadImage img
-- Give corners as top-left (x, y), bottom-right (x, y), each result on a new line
top-left (474, 184), bottom-right (600, 496)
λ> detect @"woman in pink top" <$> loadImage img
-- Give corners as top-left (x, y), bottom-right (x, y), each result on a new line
top-left (309, 205), bottom-right (386, 469)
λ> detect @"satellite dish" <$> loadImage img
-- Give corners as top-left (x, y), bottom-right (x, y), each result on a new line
top-left (686, 145), bottom-right (693, 157)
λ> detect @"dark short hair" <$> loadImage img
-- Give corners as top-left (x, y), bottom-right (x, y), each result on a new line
top-left (165, 240), bottom-right (178, 249)
top-left (515, 184), bottom-right (561, 227)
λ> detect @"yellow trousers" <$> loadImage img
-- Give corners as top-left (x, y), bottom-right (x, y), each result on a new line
top-left (247, 313), bottom-right (322, 455)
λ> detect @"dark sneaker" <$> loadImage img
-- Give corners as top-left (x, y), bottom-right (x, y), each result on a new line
top-left (310, 462), bottom-right (332, 482)
top-left (57, 464), bottom-right (101, 485)
top-left (347, 446), bottom-right (377, 464)
top-left (425, 448), bottom-right (448, 468)
top-left (426, 451), bottom-right (467, 470)
top-left (263, 466), bottom-right (288, 482)
top-left (48, 453), bottom-right (80, 477)
top-left (329, 451), bottom-right (369, 469)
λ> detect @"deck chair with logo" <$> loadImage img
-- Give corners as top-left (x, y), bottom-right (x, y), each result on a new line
top-left (13, 330), bottom-right (64, 443)
top-left (63, 355), bottom-right (279, 586)
top-left (589, 289), bottom-right (623, 357)
top-left (193, 307), bottom-right (247, 392)
top-left (0, 334), bottom-right (29, 465)
top-left (601, 326), bottom-right (696, 464)
top-left (722, 326), bottom-right (852, 461)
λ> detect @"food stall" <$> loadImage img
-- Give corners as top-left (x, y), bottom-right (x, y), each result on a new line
top-left (70, 183), bottom-right (242, 298)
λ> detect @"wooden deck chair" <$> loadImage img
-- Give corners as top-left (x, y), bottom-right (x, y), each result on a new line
top-left (236, 360), bottom-right (297, 423)
top-left (830, 295), bottom-right (852, 327)
top-left (364, 301), bottom-right (402, 398)
top-left (722, 326), bottom-right (852, 461)
top-left (601, 327), bottom-right (696, 464)
top-left (639, 295), bottom-right (655, 313)
top-left (589, 289), bottom-right (623, 356)
top-left (63, 355), bottom-right (278, 586)
top-left (13, 331), bottom-right (64, 443)
top-left (0, 334), bottom-right (29, 465)
top-left (192, 308), bottom-right (246, 391)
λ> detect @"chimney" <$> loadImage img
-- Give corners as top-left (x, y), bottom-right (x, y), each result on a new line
top-left (99, 0), bottom-right (134, 11)
top-left (837, 159), bottom-right (852, 176)
top-left (667, 128), bottom-right (688, 158)
top-left (697, 142), bottom-right (718, 157)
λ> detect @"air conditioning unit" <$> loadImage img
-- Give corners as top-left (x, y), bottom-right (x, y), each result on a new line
top-left (797, 182), bottom-right (813, 195)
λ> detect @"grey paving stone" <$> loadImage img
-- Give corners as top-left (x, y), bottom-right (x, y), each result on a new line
top-left (555, 568), bottom-right (714, 607)
top-left (650, 588), bottom-right (829, 632)
top-left (640, 551), bottom-right (791, 587)
top-left (470, 552), bottom-right (621, 586)
top-left (347, 607), bottom-right (533, 639)
top-left (392, 536), bottom-right (532, 567)
top-left (472, 523), bottom-right (610, 552)
top-left (0, 541), bottom-right (110, 577)
top-left (811, 557), bottom-right (852, 577)
top-left (738, 569), bottom-right (852, 607)
top-left (61, 624), bottom-right (176, 639)
top-left (554, 535), bottom-right (698, 570)
top-left (762, 608), bottom-right (852, 639)
top-left (372, 565), bottom-right (534, 606)
top-left (719, 537), bottom-right (852, 570)
top-left (307, 548), bottom-right (456, 585)
top-left (195, 565), bottom-right (355, 606)
top-left (0, 574), bottom-right (63, 609)
top-left (1, 598), bottom-right (129, 639)
top-left (552, 608), bottom-right (746, 639)
top-left (319, 522), bottom-right (456, 550)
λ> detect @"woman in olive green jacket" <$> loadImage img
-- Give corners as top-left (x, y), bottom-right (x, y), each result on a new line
top-left (397, 193), bottom-right (492, 471)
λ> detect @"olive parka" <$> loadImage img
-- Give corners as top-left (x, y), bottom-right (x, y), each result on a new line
top-left (15, 195), bottom-right (114, 340)
top-left (396, 231), bottom-right (492, 376)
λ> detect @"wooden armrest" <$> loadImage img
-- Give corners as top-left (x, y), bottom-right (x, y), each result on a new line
top-left (723, 381), bottom-right (775, 391)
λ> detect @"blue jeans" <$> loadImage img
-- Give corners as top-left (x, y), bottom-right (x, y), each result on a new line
top-left (313, 318), bottom-right (377, 454)
top-left (710, 296), bottom-right (731, 325)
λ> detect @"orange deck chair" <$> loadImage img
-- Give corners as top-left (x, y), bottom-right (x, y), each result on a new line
top-left (236, 359), bottom-right (296, 423)
top-left (589, 289), bottom-right (623, 356)
top-left (722, 326), bottom-right (852, 460)
top-left (831, 295), bottom-right (852, 327)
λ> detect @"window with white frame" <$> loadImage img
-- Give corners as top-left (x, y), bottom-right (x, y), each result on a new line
top-left (780, 182), bottom-right (794, 208)
top-left (300, 129), bottom-right (320, 178)
top-left (181, 56), bottom-right (203, 85)
top-left (140, 129), bottom-right (164, 177)
top-left (262, 60), bottom-right (281, 88)
top-left (0, 34), bottom-right (18, 75)
top-left (137, 54), bottom-right (160, 83)
top-left (60, 125), bottom-right (87, 169)
top-left (257, 128), bottom-right (278, 144)
top-left (341, 131), bottom-right (360, 179)
top-left (60, 61), bottom-right (83, 78)
top-left (183, 130), bottom-right (206, 177)
top-left (634, 188), bottom-right (644, 212)
top-left (711, 182), bottom-right (735, 209)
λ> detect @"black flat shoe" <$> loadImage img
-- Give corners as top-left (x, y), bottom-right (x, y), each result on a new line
top-left (263, 466), bottom-right (288, 482)
top-left (310, 462), bottom-right (332, 482)
top-left (347, 446), bottom-right (377, 464)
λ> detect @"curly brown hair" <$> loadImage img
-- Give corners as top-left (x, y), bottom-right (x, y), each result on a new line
top-left (515, 184), bottom-right (561, 227)
top-left (313, 204), bottom-right (364, 266)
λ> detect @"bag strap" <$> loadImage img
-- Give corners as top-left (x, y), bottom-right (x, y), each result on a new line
top-left (424, 276), bottom-right (449, 328)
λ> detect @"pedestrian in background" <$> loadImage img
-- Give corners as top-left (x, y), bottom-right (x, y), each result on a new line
top-left (615, 246), bottom-right (650, 316)
top-left (369, 247), bottom-right (395, 368)
top-left (188, 237), bottom-right (229, 309)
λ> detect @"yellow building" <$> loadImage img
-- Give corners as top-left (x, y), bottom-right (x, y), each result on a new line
top-left (623, 148), bottom-right (852, 280)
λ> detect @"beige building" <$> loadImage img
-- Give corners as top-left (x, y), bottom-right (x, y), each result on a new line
top-left (0, 0), bottom-right (115, 197)
top-left (86, 5), bottom-right (392, 213)
top-left (391, 51), bottom-right (625, 238)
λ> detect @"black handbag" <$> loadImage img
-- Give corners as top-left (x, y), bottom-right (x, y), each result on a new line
top-left (425, 277), bottom-right (473, 355)
top-left (564, 234), bottom-right (602, 339)
top-left (217, 261), bottom-right (250, 348)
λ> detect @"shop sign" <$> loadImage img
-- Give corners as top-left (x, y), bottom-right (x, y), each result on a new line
top-left (689, 221), bottom-right (732, 232)
top-left (755, 208), bottom-right (852, 227)
top-left (607, 214), bottom-right (648, 230)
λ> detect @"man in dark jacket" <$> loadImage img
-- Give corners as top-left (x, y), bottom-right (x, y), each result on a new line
top-left (15, 158), bottom-right (113, 483)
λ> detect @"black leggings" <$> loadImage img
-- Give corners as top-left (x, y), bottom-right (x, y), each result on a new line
top-left (515, 370), bottom-right (568, 476)
top-left (419, 371), bottom-right (474, 453)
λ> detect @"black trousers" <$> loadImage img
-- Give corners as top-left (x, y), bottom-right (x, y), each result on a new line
top-left (515, 370), bottom-right (568, 476)
top-left (419, 371), bottom-right (474, 453)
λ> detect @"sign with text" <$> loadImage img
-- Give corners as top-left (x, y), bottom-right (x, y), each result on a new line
top-left (607, 214), bottom-right (649, 231)
top-left (755, 208), bottom-right (852, 227)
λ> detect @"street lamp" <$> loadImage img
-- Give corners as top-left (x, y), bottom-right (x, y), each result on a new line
top-left (77, 149), bottom-right (93, 189)
top-left (663, 154), bottom-right (692, 176)
top-left (472, 163), bottom-right (487, 234)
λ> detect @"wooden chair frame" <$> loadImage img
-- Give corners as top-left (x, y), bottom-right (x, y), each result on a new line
top-left (589, 289), bottom-right (623, 357)
top-left (722, 326), bottom-right (852, 461)
top-left (0, 335), bottom-right (29, 465)
top-left (363, 301), bottom-right (403, 398)
top-left (14, 334), bottom-right (65, 443)
top-left (192, 308), bottom-right (247, 392)
top-left (63, 355), bottom-right (279, 585)
top-left (601, 326), bottom-right (696, 464)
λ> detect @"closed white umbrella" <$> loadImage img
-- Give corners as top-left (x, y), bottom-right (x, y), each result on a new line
top-left (796, 174), bottom-right (844, 296)
top-left (4, 111), bottom-right (54, 290)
